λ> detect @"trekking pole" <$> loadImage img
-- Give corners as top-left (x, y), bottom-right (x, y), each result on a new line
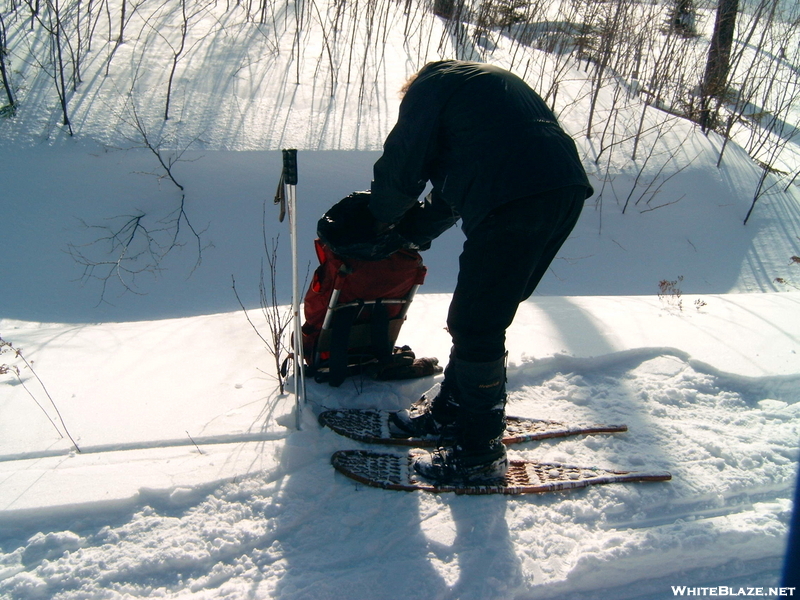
top-left (281, 149), bottom-right (306, 429)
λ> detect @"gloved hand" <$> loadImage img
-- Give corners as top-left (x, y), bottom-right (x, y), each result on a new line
top-left (374, 347), bottom-right (443, 381)
top-left (378, 357), bottom-right (442, 380)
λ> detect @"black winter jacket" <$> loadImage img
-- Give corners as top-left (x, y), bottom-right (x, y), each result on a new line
top-left (369, 60), bottom-right (593, 237)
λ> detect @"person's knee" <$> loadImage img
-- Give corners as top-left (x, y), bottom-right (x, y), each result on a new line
top-left (449, 330), bottom-right (506, 363)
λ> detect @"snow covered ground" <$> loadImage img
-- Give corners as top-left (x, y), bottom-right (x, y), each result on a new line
top-left (1, 0), bottom-right (800, 597)
top-left (1, 290), bottom-right (799, 599)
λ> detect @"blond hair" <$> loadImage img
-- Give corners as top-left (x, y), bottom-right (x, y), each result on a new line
top-left (399, 71), bottom-right (420, 98)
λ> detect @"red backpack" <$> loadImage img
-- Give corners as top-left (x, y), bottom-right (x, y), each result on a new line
top-left (301, 238), bottom-right (427, 386)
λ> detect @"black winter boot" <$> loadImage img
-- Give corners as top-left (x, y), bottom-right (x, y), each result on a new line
top-left (413, 355), bottom-right (509, 484)
top-left (388, 359), bottom-right (459, 440)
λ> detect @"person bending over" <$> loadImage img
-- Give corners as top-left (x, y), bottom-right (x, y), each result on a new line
top-left (366, 60), bottom-right (593, 484)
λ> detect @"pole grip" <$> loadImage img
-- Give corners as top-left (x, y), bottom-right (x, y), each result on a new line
top-left (282, 149), bottom-right (298, 185)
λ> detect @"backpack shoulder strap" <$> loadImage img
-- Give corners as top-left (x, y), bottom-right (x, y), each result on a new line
top-left (370, 299), bottom-right (392, 362)
top-left (327, 303), bottom-right (361, 387)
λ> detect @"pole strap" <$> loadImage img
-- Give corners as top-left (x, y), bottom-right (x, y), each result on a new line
top-left (273, 172), bottom-right (286, 222)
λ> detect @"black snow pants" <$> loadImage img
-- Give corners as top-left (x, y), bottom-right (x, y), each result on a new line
top-left (446, 185), bottom-right (587, 363)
